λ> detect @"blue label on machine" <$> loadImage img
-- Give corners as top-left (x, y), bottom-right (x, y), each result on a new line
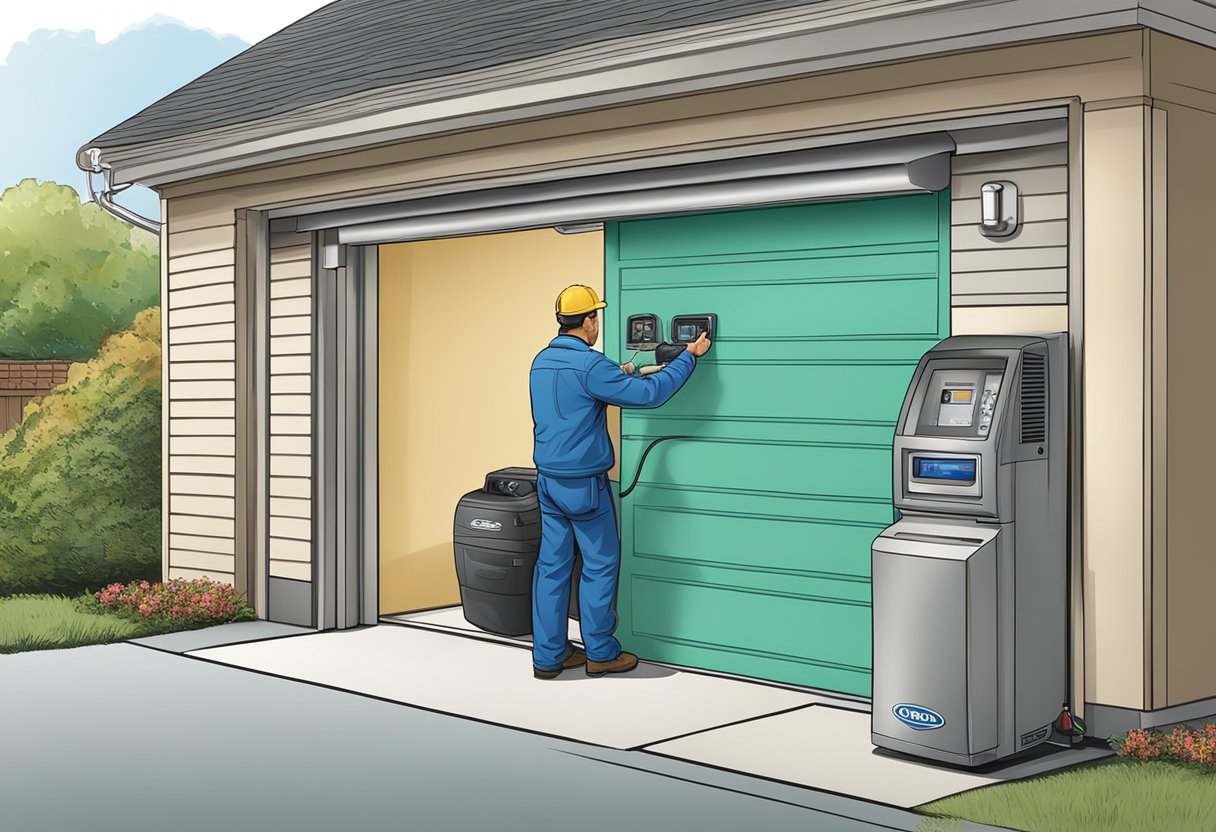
top-left (914, 458), bottom-right (976, 483)
top-left (893, 703), bottom-right (945, 730)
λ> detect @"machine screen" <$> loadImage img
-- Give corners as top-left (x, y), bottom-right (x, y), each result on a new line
top-left (670, 314), bottom-right (717, 343)
top-left (626, 313), bottom-right (661, 351)
top-left (937, 382), bottom-right (977, 427)
top-left (913, 362), bottom-right (1006, 438)
top-left (914, 458), bottom-right (977, 483)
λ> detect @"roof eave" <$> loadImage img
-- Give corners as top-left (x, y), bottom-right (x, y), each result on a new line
top-left (83, 0), bottom-right (1211, 191)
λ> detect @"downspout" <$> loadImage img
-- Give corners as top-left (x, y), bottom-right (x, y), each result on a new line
top-left (82, 148), bottom-right (160, 234)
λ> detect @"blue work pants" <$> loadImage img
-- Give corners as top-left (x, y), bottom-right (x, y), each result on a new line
top-left (531, 472), bottom-right (622, 670)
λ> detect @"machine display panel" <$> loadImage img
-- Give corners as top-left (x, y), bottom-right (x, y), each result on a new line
top-left (914, 457), bottom-right (977, 483)
top-left (912, 360), bottom-right (1007, 438)
top-left (938, 383), bottom-right (977, 427)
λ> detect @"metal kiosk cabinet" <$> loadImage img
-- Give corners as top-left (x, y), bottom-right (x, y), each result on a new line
top-left (871, 334), bottom-right (1067, 767)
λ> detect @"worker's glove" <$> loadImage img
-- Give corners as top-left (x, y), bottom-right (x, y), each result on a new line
top-left (655, 342), bottom-right (686, 365)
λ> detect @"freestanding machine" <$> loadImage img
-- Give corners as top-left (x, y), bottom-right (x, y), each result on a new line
top-left (871, 334), bottom-right (1067, 767)
top-left (453, 467), bottom-right (581, 636)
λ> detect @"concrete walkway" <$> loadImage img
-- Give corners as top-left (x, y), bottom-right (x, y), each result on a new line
top-left (0, 627), bottom-right (1012, 832)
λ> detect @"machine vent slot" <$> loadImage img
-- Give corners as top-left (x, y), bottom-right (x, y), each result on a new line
top-left (1020, 352), bottom-right (1047, 444)
top-left (1021, 725), bottom-right (1050, 747)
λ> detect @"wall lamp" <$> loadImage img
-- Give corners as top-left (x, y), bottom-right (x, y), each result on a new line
top-left (979, 180), bottom-right (1020, 238)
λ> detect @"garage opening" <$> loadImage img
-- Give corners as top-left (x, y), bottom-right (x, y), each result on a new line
top-left (377, 228), bottom-right (607, 615)
top-left (371, 188), bottom-right (949, 699)
top-left (296, 129), bottom-right (971, 695)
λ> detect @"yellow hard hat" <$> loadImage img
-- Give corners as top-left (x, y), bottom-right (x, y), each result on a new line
top-left (555, 285), bottom-right (607, 316)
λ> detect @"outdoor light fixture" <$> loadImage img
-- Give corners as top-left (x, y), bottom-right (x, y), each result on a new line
top-left (979, 180), bottom-right (1020, 237)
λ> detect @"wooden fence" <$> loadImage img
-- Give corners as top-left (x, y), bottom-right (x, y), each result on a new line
top-left (0, 361), bottom-right (72, 434)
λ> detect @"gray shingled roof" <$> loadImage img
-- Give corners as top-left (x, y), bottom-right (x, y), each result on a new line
top-left (91, 0), bottom-right (826, 149)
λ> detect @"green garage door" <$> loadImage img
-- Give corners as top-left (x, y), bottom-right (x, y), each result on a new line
top-left (603, 191), bottom-right (950, 697)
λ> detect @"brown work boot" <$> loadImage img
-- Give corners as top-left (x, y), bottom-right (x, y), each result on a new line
top-left (585, 651), bottom-right (639, 677)
top-left (533, 649), bottom-right (587, 679)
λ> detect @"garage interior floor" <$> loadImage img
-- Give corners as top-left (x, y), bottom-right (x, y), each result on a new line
top-left (188, 607), bottom-right (1112, 809)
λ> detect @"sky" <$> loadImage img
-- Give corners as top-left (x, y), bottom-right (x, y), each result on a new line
top-left (0, 1), bottom-right (333, 218)
top-left (0, 2), bottom-right (334, 67)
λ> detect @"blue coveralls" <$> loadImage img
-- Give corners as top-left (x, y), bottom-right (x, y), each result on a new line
top-left (528, 335), bottom-right (696, 670)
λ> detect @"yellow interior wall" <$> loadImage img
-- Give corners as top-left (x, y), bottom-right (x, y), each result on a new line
top-left (378, 229), bottom-right (606, 614)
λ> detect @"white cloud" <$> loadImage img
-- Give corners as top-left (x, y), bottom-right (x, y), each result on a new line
top-left (0, 1), bottom-right (333, 65)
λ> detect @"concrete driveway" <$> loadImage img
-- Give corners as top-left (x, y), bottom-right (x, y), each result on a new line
top-left (0, 626), bottom-right (1013, 832)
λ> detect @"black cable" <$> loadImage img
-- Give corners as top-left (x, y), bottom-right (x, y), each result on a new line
top-left (619, 435), bottom-right (694, 499)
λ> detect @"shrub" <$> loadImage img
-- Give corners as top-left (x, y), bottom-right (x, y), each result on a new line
top-left (85, 578), bottom-right (255, 632)
top-left (0, 309), bottom-right (161, 595)
top-left (0, 179), bottom-right (159, 360)
top-left (1111, 724), bottom-right (1216, 770)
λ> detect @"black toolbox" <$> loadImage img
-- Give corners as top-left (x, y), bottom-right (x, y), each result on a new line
top-left (453, 467), bottom-right (581, 636)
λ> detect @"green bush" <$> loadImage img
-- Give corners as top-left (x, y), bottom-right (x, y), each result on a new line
top-left (0, 307), bottom-right (161, 595)
top-left (0, 179), bottom-right (159, 360)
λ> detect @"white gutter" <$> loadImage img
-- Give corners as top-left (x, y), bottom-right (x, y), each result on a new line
top-left (82, 148), bottom-right (160, 234)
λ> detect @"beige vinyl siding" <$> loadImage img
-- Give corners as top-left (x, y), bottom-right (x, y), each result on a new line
top-left (267, 219), bottom-right (315, 582)
top-left (170, 266), bottom-right (236, 291)
top-left (172, 515), bottom-right (235, 538)
top-left (950, 142), bottom-right (1069, 307)
top-left (169, 342), bottom-right (237, 363)
top-left (171, 400), bottom-right (236, 418)
top-left (170, 566), bottom-right (236, 583)
top-left (164, 219), bottom-right (238, 585)
top-left (170, 550), bottom-right (238, 573)
top-left (270, 497), bottom-right (312, 518)
top-left (170, 534), bottom-right (235, 555)
top-left (170, 436), bottom-right (235, 456)
top-left (170, 323), bottom-right (236, 345)
top-left (170, 248), bottom-right (235, 273)
top-left (270, 477), bottom-right (311, 499)
top-left (170, 456), bottom-right (237, 475)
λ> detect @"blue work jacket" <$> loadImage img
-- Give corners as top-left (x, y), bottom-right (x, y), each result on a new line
top-left (529, 335), bottom-right (696, 478)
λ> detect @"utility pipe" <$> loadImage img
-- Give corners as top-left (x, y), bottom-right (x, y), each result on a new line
top-left (82, 148), bottom-right (160, 234)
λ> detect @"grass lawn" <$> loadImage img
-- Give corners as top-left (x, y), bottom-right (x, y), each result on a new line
top-left (0, 595), bottom-right (150, 653)
top-left (918, 757), bottom-right (1216, 832)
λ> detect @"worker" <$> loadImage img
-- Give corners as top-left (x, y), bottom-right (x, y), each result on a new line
top-left (528, 284), bottom-right (711, 679)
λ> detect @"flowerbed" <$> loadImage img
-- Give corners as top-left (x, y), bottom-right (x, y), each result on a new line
top-left (1111, 724), bottom-right (1216, 770)
top-left (84, 577), bottom-right (256, 632)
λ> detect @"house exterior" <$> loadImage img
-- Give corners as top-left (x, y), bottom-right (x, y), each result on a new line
top-left (80, 0), bottom-right (1216, 739)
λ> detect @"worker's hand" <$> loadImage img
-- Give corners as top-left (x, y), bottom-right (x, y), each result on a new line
top-left (685, 331), bottom-right (712, 357)
top-left (620, 362), bottom-right (636, 375)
